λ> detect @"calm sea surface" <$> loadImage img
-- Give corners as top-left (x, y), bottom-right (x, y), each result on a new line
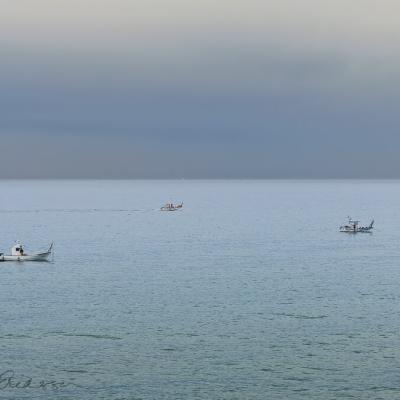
top-left (0, 180), bottom-right (399, 399)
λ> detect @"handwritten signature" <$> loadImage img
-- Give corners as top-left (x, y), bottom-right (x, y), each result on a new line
top-left (0, 370), bottom-right (80, 390)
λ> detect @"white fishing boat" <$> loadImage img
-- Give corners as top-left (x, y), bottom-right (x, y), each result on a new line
top-left (339, 217), bottom-right (374, 233)
top-left (160, 202), bottom-right (183, 211)
top-left (0, 242), bottom-right (53, 262)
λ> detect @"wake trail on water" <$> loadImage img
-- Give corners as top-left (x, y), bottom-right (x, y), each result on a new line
top-left (0, 208), bottom-right (160, 214)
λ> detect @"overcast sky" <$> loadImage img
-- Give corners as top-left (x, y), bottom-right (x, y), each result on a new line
top-left (1, 0), bottom-right (399, 178)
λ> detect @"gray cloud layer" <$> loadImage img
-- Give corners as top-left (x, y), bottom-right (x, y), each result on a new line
top-left (0, 0), bottom-right (399, 178)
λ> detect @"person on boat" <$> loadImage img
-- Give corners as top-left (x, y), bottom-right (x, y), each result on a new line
top-left (15, 246), bottom-right (23, 255)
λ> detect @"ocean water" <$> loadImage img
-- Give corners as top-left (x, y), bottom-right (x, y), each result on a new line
top-left (0, 180), bottom-right (399, 400)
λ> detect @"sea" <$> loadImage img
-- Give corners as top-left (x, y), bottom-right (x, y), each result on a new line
top-left (0, 179), bottom-right (399, 400)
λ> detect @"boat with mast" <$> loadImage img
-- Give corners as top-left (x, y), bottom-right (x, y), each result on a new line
top-left (0, 242), bottom-right (53, 261)
top-left (160, 202), bottom-right (183, 212)
top-left (339, 217), bottom-right (374, 233)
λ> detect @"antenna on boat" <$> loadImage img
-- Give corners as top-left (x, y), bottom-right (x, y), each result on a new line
top-left (50, 242), bottom-right (54, 263)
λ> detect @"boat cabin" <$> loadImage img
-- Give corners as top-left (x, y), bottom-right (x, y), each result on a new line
top-left (11, 243), bottom-right (25, 256)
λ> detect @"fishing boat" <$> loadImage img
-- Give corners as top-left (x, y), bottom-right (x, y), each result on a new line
top-left (160, 202), bottom-right (183, 211)
top-left (0, 242), bottom-right (53, 262)
top-left (339, 217), bottom-right (374, 233)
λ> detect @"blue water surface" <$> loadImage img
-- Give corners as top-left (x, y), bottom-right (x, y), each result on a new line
top-left (0, 180), bottom-right (399, 400)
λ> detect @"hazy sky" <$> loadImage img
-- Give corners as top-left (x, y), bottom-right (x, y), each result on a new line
top-left (1, 0), bottom-right (400, 178)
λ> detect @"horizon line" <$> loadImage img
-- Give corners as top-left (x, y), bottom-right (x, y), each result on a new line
top-left (0, 177), bottom-right (400, 181)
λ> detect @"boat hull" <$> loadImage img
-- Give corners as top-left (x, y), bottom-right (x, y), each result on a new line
top-left (339, 229), bottom-right (372, 233)
top-left (1, 252), bottom-right (51, 262)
